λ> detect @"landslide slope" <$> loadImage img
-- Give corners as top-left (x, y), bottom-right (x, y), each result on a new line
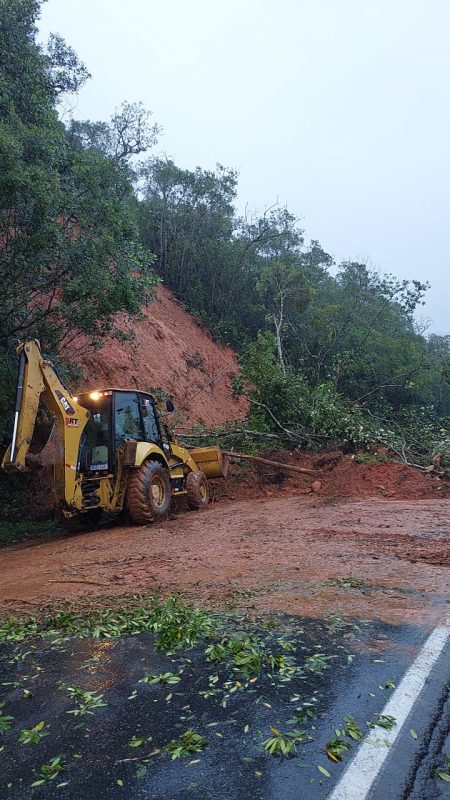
top-left (74, 286), bottom-right (248, 427)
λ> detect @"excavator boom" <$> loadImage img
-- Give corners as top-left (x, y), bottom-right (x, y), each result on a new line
top-left (2, 340), bottom-right (90, 509)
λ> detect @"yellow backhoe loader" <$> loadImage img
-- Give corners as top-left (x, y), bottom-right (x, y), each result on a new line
top-left (2, 340), bottom-right (228, 528)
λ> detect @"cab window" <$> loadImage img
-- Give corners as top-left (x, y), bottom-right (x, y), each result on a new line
top-left (114, 392), bottom-right (143, 448)
top-left (141, 395), bottom-right (161, 443)
top-left (78, 395), bottom-right (111, 473)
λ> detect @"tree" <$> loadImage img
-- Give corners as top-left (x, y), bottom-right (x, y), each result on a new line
top-left (0, 0), bottom-right (159, 440)
top-left (46, 33), bottom-right (91, 96)
top-left (257, 255), bottom-right (310, 373)
top-left (68, 101), bottom-right (160, 161)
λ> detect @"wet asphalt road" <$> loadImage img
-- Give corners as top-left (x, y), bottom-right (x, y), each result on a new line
top-left (1, 613), bottom-right (450, 800)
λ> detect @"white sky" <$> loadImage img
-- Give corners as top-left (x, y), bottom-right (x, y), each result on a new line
top-left (38, 0), bottom-right (449, 334)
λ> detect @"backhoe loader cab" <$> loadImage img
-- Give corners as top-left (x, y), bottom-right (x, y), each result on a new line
top-left (2, 340), bottom-right (228, 529)
top-left (75, 389), bottom-right (164, 476)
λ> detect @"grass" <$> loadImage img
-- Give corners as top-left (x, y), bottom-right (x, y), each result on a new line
top-left (0, 519), bottom-right (58, 546)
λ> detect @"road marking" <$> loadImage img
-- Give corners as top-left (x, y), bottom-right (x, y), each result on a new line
top-left (327, 617), bottom-right (450, 800)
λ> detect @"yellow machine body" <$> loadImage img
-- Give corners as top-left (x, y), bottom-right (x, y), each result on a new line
top-left (2, 340), bottom-right (225, 523)
top-left (189, 446), bottom-right (229, 478)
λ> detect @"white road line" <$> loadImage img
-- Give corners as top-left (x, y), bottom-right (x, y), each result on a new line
top-left (326, 617), bottom-right (450, 800)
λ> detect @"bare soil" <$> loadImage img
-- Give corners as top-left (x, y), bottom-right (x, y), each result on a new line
top-left (1, 455), bottom-right (449, 629)
top-left (215, 449), bottom-right (450, 503)
top-left (72, 285), bottom-right (248, 428)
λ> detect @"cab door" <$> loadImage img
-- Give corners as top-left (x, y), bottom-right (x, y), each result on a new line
top-left (140, 394), bottom-right (163, 446)
top-left (113, 391), bottom-right (144, 457)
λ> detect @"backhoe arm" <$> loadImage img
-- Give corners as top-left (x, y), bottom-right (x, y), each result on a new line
top-left (2, 340), bottom-right (90, 510)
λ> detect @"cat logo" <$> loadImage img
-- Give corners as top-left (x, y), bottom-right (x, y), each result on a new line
top-left (65, 417), bottom-right (79, 428)
top-left (55, 389), bottom-right (75, 415)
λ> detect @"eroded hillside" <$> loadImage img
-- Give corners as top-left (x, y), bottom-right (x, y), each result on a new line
top-left (74, 286), bottom-right (248, 427)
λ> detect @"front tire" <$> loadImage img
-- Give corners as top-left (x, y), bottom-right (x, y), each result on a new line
top-left (126, 459), bottom-right (171, 525)
top-left (186, 471), bottom-right (210, 510)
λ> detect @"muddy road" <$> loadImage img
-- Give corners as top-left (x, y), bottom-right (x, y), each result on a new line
top-left (1, 485), bottom-right (450, 799)
top-left (1, 496), bottom-right (449, 629)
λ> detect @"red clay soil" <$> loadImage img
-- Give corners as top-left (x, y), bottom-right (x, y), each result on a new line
top-left (1, 495), bottom-right (449, 629)
top-left (70, 286), bottom-right (248, 428)
top-left (214, 450), bottom-right (450, 503)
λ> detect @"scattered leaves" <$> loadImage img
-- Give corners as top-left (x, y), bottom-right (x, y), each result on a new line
top-left (262, 727), bottom-right (307, 757)
top-left (31, 756), bottom-right (65, 786)
top-left (139, 671), bottom-right (182, 685)
top-left (164, 729), bottom-right (208, 760)
top-left (325, 737), bottom-right (352, 762)
top-left (0, 703), bottom-right (14, 732)
top-left (367, 714), bottom-right (397, 731)
top-left (19, 721), bottom-right (48, 745)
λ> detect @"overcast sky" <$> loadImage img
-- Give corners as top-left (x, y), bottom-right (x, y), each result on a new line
top-left (38, 0), bottom-right (449, 334)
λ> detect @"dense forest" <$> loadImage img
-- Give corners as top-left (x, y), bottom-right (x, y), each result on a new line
top-left (1, 0), bottom-right (449, 467)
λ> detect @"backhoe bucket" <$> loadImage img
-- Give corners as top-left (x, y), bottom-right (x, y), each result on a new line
top-left (188, 445), bottom-right (229, 478)
top-left (25, 420), bottom-right (64, 470)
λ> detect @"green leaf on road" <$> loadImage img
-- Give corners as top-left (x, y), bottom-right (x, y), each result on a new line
top-left (317, 765), bottom-right (331, 777)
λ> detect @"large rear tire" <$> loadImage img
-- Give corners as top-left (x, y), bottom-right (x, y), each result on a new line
top-left (126, 459), bottom-right (171, 525)
top-left (186, 470), bottom-right (210, 510)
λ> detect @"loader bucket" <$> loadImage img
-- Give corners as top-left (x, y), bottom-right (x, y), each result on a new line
top-left (189, 445), bottom-right (229, 479)
top-left (25, 420), bottom-right (64, 470)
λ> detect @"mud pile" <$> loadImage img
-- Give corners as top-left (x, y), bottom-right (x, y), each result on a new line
top-left (72, 286), bottom-right (248, 428)
top-left (212, 450), bottom-right (449, 503)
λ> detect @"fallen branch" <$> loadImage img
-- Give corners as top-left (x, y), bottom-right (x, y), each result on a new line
top-left (223, 451), bottom-right (320, 476)
top-left (48, 579), bottom-right (110, 587)
top-left (179, 429), bottom-right (282, 440)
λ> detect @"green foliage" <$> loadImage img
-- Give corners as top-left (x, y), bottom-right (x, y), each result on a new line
top-left (239, 333), bottom-right (376, 449)
top-left (139, 671), bottom-right (182, 685)
top-left (1, 1), bottom-right (449, 476)
top-left (325, 736), bottom-right (352, 762)
top-left (367, 714), bottom-right (397, 731)
top-left (205, 636), bottom-right (263, 677)
top-left (436, 754), bottom-right (450, 783)
top-left (262, 726), bottom-right (306, 757)
top-left (148, 595), bottom-right (215, 652)
top-left (303, 652), bottom-right (333, 675)
top-left (0, 0), bottom-right (159, 439)
top-left (343, 715), bottom-right (363, 741)
top-left (0, 595), bottom-right (215, 651)
top-left (164, 729), bottom-right (207, 760)
top-left (204, 634), bottom-right (299, 679)
top-left (31, 755), bottom-right (65, 786)
top-left (66, 690), bottom-right (107, 717)
top-left (18, 720), bottom-right (48, 744)
top-left (0, 702), bottom-right (14, 731)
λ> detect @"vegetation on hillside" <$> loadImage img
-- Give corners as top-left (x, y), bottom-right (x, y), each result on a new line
top-left (0, 0), bottom-right (158, 439)
top-left (1, 0), bottom-right (449, 469)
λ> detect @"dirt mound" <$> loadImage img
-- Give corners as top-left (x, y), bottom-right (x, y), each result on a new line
top-left (72, 286), bottom-right (248, 428)
top-left (212, 450), bottom-right (449, 503)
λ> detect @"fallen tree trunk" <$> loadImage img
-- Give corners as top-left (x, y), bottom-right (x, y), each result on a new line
top-left (222, 451), bottom-right (320, 476)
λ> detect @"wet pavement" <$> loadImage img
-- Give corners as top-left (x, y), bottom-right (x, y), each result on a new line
top-left (1, 611), bottom-right (450, 799)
